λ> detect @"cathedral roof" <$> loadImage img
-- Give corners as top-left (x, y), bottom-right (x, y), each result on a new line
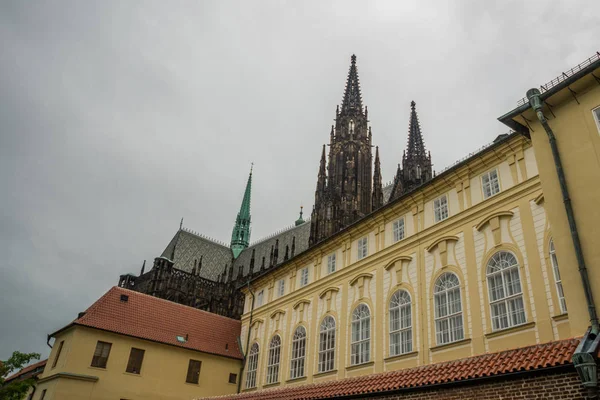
top-left (233, 220), bottom-right (311, 278)
top-left (160, 228), bottom-right (232, 281)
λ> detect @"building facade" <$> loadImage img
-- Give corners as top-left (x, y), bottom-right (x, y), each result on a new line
top-left (220, 53), bottom-right (600, 399)
top-left (35, 287), bottom-right (243, 400)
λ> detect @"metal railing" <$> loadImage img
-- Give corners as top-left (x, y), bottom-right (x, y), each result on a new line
top-left (516, 51), bottom-right (600, 106)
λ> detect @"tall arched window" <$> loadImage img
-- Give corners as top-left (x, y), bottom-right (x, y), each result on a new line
top-left (351, 304), bottom-right (370, 365)
top-left (245, 343), bottom-right (259, 389)
top-left (487, 251), bottom-right (526, 331)
top-left (434, 273), bottom-right (464, 344)
top-left (289, 326), bottom-right (306, 379)
top-left (318, 316), bottom-right (336, 373)
top-left (266, 335), bottom-right (281, 384)
top-left (389, 290), bottom-right (412, 356)
top-left (549, 239), bottom-right (567, 313)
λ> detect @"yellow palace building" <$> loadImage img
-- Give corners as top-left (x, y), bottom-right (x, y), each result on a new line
top-left (221, 53), bottom-right (600, 400)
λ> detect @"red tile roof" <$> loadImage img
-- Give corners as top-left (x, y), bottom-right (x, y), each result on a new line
top-left (53, 286), bottom-right (243, 360)
top-left (5, 359), bottom-right (47, 383)
top-left (201, 338), bottom-right (580, 400)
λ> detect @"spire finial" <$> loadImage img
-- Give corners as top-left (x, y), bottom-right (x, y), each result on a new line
top-left (411, 100), bottom-right (416, 110)
top-left (351, 54), bottom-right (356, 64)
top-left (180, 218), bottom-right (183, 229)
top-left (295, 204), bottom-right (305, 226)
top-left (250, 162), bottom-right (254, 174)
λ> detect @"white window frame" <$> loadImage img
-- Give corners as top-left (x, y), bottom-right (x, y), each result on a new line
top-left (357, 237), bottom-right (368, 260)
top-left (289, 326), bottom-right (306, 379)
top-left (593, 106), bottom-right (600, 134)
top-left (277, 279), bottom-right (285, 297)
top-left (318, 316), bottom-right (336, 373)
top-left (434, 273), bottom-right (464, 345)
top-left (549, 239), bottom-right (567, 314)
top-left (245, 343), bottom-right (259, 389)
top-left (327, 253), bottom-right (336, 274)
top-left (434, 195), bottom-right (449, 223)
top-left (389, 290), bottom-right (412, 356)
top-left (256, 290), bottom-right (264, 307)
top-left (350, 304), bottom-right (370, 365)
top-left (486, 251), bottom-right (527, 331)
top-left (392, 218), bottom-right (405, 243)
top-left (266, 335), bottom-right (281, 384)
top-left (481, 169), bottom-right (501, 199)
top-left (299, 267), bottom-right (309, 287)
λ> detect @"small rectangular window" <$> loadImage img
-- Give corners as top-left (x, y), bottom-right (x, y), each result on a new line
top-left (278, 279), bottom-right (285, 297)
top-left (593, 106), bottom-right (600, 134)
top-left (357, 237), bottom-right (368, 260)
top-left (39, 389), bottom-right (47, 400)
top-left (256, 290), bottom-right (264, 306)
top-left (300, 267), bottom-right (309, 287)
top-left (186, 359), bottom-right (202, 384)
top-left (482, 169), bottom-right (500, 199)
top-left (434, 195), bottom-right (449, 223)
top-left (51, 340), bottom-right (64, 369)
top-left (228, 373), bottom-right (237, 384)
top-left (327, 253), bottom-right (336, 274)
top-left (393, 218), bottom-right (405, 242)
top-left (125, 348), bottom-right (145, 374)
top-left (90, 341), bottom-right (112, 368)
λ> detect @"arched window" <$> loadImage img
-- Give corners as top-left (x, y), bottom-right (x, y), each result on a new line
top-left (289, 326), bottom-right (306, 379)
top-left (266, 335), bottom-right (281, 384)
top-left (549, 239), bottom-right (567, 313)
top-left (389, 290), bottom-right (412, 356)
top-left (434, 273), bottom-right (464, 344)
top-left (487, 251), bottom-right (527, 330)
top-left (318, 316), bottom-right (336, 373)
top-left (245, 343), bottom-right (259, 389)
top-left (351, 304), bottom-right (370, 365)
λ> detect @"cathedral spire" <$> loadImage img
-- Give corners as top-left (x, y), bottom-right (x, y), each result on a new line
top-left (406, 101), bottom-right (427, 159)
top-left (372, 146), bottom-right (383, 210)
top-left (230, 165), bottom-right (253, 259)
top-left (340, 54), bottom-right (363, 115)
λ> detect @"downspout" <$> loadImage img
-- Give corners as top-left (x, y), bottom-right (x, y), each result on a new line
top-left (236, 281), bottom-right (255, 394)
top-left (527, 88), bottom-right (600, 398)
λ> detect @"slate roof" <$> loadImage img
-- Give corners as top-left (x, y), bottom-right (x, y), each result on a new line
top-left (4, 359), bottom-right (47, 383)
top-left (52, 287), bottom-right (243, 360)
top-left (160, 228), bottom-right (233, 281)
top-left (233, 221), bottom-right (311, 277)
top-left (199, 338), bottom-right (580, 400)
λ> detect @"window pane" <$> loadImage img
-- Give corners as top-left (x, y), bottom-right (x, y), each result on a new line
top-left (126, 348), bottom-right (145, 374)
top-left (91, 341), bottom-right (112, 368)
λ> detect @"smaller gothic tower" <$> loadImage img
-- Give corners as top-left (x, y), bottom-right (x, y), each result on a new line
top-left (390, 101), bottom-right (432, 200)
top-left (230, 166), bottom-right (253, 258)
top-left (372, 146), bottom-right (383, 210)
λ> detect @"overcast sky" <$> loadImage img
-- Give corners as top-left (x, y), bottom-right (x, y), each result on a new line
top-left (1, 0), bottom-right (598, 361)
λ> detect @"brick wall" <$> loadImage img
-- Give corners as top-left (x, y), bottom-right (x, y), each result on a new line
top-left (372, 368), bottom-right (586, 400)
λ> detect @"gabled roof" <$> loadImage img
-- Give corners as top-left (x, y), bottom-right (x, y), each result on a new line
top-left (4, 359), bottom-right (47, 383)
top-left (200, 338), bottom-right (580, 400)
top-left (52, 287), bottom-right (243, 360)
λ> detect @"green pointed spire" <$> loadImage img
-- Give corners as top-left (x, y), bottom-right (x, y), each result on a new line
top-left (231, 165), bottom-right (253, 258)
top-left (295, 205), bottom-right (305, 226)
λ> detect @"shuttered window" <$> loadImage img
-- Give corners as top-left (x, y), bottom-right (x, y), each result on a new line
top-left (125, 348), bottom-right (145, 374)
top-left (186, 359), bottom-right (202, 384)
top-left (90, 341), bottom-right (112, 368)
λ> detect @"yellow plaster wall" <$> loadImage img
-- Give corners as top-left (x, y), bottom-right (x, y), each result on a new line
top-left (513, 77), bottom-right (600, 336)
top-left (237, 134), bottom-right (578, 392)
top-left (36, 326), bottom-right (241, 400)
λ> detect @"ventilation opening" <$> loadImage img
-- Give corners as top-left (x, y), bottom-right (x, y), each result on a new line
top-left (120, 294), bottom-right (129, 303)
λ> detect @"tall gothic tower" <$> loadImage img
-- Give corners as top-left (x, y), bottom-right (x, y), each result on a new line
top-left (310, 55), bottom-right (382, 246)
top-left (230, 167), bottom-right (252, 258)
top-left (390, 101), bottom-right (432, 200)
